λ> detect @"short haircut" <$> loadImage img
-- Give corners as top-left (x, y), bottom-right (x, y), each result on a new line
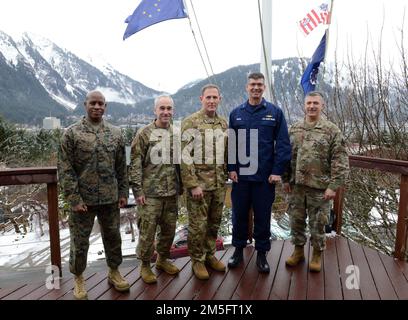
top-left (305, 91), bottom-right (326, 104)
top-left (247, 72), bottom-right (265, 81)
top-left (201, 84), bottom-right (220, 96)
top-left (154, 95), bottom-right (174, 108)
top-left (85, 90), bottom-right (105, 102)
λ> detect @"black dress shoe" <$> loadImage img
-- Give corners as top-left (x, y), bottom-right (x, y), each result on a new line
top-left (256, 251), bottom-right (270, 273)
top-left (228, 247), bottom-right (243, 268)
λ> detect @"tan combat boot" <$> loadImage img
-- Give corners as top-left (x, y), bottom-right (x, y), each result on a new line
top-left (285, 245), bottom-right (305, 267)
top-left (309, 248), bottom-right (322, 272)
top-left (192, 261), bottom-right (209, 280)
top-left (156, 256), bottom-right (180, 275)
top-left (73, 274), bottom-right (88, 300)
top-left (108, 268), bottom-right (130, 292)
top-left (140, 261), bottom-right (157, 284)
top-left (205, 255), bottom-right (226, 272)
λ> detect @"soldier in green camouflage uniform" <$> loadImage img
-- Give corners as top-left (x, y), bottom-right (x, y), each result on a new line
top-left (59, 90), bottom-right (130, 299)
top-left (128, 95), bottom-right (182, 284)
top-left (283, 91), bottom-right (349, 272)
top-left (181, 84), bottom-right (228, 280)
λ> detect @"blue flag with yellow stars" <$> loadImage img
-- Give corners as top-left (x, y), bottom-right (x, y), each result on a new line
top-left (123, 0), bottom-right (188, 40)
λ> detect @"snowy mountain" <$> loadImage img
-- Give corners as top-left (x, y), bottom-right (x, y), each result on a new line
top-left (132, 59), bottom-right (330, 122)
top-left (0, 30), bottom-right (334, 125)
top-left (0, 31), bottom-right (161, 125)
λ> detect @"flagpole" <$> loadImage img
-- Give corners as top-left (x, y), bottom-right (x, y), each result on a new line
top-left (259, 0), bottom-right (274, 102)
top-left (324, 0), bottom-right (335, 64)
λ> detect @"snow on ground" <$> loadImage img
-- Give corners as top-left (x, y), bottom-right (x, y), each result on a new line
top-left (0, 223), bottom-right (138, 271)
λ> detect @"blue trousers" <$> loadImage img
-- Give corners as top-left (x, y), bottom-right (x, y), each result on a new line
top-left (231, 180), bottom-right (275, 252)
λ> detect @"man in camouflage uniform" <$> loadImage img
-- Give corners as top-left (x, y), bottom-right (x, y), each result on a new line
top-left (129, 95), bottom-right (182, 284)
top-left (181, 84), bottom-right (228, 280)
top-left (59, 90), bottom-right (130, 299)
top-left (283, 91), bottom-right (349, 272)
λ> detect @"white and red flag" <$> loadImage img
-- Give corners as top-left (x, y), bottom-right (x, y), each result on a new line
top-left (299, 2), bottom-right (331, 36)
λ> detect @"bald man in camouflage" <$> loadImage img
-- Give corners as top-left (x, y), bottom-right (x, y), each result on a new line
top-left (181, 84), bottom-right (228, 280)
top-left (129, 95), bottom-right (182, 284)
top-left (59, 90), bottom-right (130, 300)
top-left (283, 91), bottom-right (349, 272)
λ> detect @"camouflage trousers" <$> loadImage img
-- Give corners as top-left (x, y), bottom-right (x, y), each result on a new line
top-left (136, 196), bottom-right (178, 262)
top-left (186, 188), bottom-right (226, 263)
top-left (68, 203), bottom-right (122, 276)
top-left (288, 185), bottom-right (330, 251)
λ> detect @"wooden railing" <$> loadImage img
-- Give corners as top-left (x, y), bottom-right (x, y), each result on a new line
top-left (333, 155), bottom-right (408, 261)
top-left (0, 167), bottom-right (61, 275)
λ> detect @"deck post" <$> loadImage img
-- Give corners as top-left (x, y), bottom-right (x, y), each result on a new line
top-left (47, 181), bottom-right (62, 276)
top-left (395, 174), bottom-right (408, 261)
top-left (333, 187), bottom-right (345, 234)
top-left (0, 168), bottom-right (62, 275)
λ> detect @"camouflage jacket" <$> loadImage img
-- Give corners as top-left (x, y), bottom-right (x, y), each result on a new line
top-left (58, 117), bottom-right (129, 206)
top-left (283, 118), bottom-right (349, 191)
top-left (129, 121), bottom-right (181, 198)
top-left (181, 109), bottom-right (228, 191)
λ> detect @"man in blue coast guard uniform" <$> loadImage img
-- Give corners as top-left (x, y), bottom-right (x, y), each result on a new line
top-left (228, 72), bottom-right (291, 273)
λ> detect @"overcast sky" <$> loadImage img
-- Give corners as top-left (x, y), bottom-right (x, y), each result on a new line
top-left (0, 0), bottom-right (406, 93)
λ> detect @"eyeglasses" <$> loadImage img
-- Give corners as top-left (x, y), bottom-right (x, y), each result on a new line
top-left (88, 101), bottom-right (105, 106)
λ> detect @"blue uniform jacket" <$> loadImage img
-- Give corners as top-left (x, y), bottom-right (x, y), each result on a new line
top-left (228, 98), bottom-right (291, 182)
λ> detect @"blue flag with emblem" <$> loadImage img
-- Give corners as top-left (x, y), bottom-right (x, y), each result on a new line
top-left (123, 0), bottom-right (188, 40)
top-left (300, 32), bottom-right (326, 94)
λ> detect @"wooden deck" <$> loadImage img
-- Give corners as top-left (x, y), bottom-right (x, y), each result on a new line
top-left (1, 236), bottom-right (407, 300)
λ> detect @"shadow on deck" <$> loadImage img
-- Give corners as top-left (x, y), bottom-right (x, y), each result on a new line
top-left (1, 236), bottom-right (407, 300)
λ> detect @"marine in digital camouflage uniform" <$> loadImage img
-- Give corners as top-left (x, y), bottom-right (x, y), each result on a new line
top-left (128, 95), bottom-right (182, 283)
top-left (181, 84), bottom-right (228, 280)
top-left (283, 91), bottom-right (349, 272)
top-left (59, 90), bottom-right (130, 299)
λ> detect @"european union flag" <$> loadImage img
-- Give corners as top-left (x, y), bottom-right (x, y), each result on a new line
top-left (123, 0), bottom-right (188, 40)
top-left (300, 32), bottom-right (326, 95)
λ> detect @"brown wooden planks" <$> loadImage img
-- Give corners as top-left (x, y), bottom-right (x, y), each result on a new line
top-left (335, 237), bottom-right (361, 300)
top-left (347, 238), bottom-right (380, 300)
top-left (379, 253), bottom-right (408, 299)
top-left (97, 266), bottom-right (140, 300)
top-left (362, 246), bottom-right (398, 300)
top-left (194, 250), bottom-right (230, 300)
top-left (0, 284), bottom-right (28, 299)
top-left (58, 271), bottom-right (108, 300)
top-left (212, 246), bottom-right (255, 300)
top-left (2, 238), bottom-right (406, 301)
top-left (250, 240), bottom-right (284, 300)
top-left (154, 256), bottom-right (195, 300)
top-left (268, 240), bottom-right (293, 300)
top-left (2, 282), bottom-right (44, 300)
top-left (136, 258), bottom-right (190, 300)
top-left (231, 248), bottom-right (259, 300)
top-left (307, 239), bottom-right (325, 300)
top-left (323, 237), bottom-right (343, 300)
top-left (287, 240), bottom-right (309, 300)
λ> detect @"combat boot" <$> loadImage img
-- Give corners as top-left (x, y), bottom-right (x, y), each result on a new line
top-left (140, 261), bottom-right (157, 284)
top-left (256, 251), bottom-right (270, 273)
top-left (227, 247), bottom-right (243, 268)
top-left (192, 261), bottom-right (209, 280)
top-left (73, 274), bottom-right (88, 300)
top-left (205, 255), bottom-right (226, 272)
top-left (309, 248), bottom-right (322, 272)
top-left (108, 268), bottom-right (130, 292)
top-left (285, 245), bottom-right (305, 267)
top-left (156, 256), bottom-right (180, 275)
